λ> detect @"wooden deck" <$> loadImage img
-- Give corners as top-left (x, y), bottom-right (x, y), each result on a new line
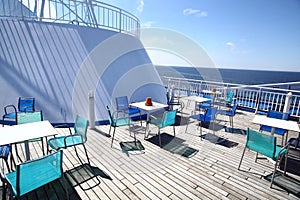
top-left (1, 101), bottom-right (300, 199)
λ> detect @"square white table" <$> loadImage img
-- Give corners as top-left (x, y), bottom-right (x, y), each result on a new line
top-left (252, 115), bottom-right (300, 144)
top-left (0, 120), bottom-right (58, 160)
top-left (183, 96), bottom-right (211, 110)
top-left (130, 101), bottom-right (168, 137)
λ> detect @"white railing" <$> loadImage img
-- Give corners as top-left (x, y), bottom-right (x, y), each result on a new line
top-left (161, 76), bottom-right (300, 119)
top-left (0, 0), bottom-right (140, 37)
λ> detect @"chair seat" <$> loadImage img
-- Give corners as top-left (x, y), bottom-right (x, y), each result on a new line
top-left (217, 110), bottom-right (233, 116)
top-left (149, 117), bottom-right (164, 128)
top-left (47, 135), bottom-right (83, 150)
top-left (248, 142), bottom-right (286, 159)
top-left (3, 112), bottom-right (16, 119)
top-left (197, 102), bottom-right (211, 109)
top-left (260, 125), bottom-right (286, 135)
top-left (190, 114), bottom-right (205, 122)
top-left (0, 145), bottom-right (10, 159)
top-left (126, 107), bottom-right (140, 115)
top-left (113, 118), bottom-right (133, 127)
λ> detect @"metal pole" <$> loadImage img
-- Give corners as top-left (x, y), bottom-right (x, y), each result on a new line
top-left (283, 92), bottom-right (292, 119)
top-left (88, 90), bottom-right (95, 129)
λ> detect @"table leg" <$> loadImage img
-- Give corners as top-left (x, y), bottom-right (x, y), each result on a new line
top-left (24, 141), bottom-right (30, 160)
top-left (145, 111), bottom-right (150, 139)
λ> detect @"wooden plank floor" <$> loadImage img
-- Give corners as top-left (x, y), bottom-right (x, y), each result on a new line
top-left (1, 101), bottom-right (300, 199)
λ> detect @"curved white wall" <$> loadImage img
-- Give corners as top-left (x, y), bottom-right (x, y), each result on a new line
top-left (0, 19), bottom-right (165, 124)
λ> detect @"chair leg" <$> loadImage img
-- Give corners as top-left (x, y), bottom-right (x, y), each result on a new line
top-left (238, 146), bottom-right (247, 170)
top-left (111, 127), bottom-right (116, 147)
top-left (173, 125), bottom-right (176, 136)
top-left (109, 125), bottom-right (112, 136)
top-left (270, 159), bottom-right (279, 188)
top-left (255, 152), bottom-right (259, 162)
top-left (185, 117), bottom-right (190, 133)
top-left (158, 129), bottom-right (162, 148)
top-left (199, 122), bottom-right (203, 140)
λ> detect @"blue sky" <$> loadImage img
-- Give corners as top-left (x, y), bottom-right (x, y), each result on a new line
top-left (103, 0), bottom-right (300, 72)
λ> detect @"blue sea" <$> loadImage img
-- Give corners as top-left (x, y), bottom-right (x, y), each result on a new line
top-left (155, 66), bottom-right (300, 90)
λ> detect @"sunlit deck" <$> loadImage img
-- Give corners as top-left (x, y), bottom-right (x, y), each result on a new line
top-left (1, 100), bottom-right (300, 199)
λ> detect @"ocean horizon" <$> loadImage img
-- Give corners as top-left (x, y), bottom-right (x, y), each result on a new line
top-left (155, 65), bottom-right (300, 89)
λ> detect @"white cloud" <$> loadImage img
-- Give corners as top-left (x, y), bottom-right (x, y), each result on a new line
top-left (183, 8), bottom-right (208, 17)
top-left (225, 41), bottom-right (249, 54)
top-left (225, 42), bottom-right (234, 47)
top-left (142, 21), bottom-right (155, 28)
top-left (137, 0), bottom-right (144, 13)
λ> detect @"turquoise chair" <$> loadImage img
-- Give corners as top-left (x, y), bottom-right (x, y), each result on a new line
top-left (16, 111), bottom-right (44, 161)
top-left (147, 109), bottom-right (177, 147)
top-left (3, 150), bottom-right (64, 198)
top-left (107, 106), bottom-right (134, 147)
top-left (238, 128), bottom-right (289, 188)
top-left (185, 107), bottom-right (218, 139)
top-left (2, 97), bottom-right (35, 126)
top-left (47, 115), bottom-right (91, 165)
top-left (115, 96), bottom-right (142, 125)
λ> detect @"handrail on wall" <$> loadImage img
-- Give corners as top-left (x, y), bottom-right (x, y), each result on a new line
top-left (0, 0), bottom-right (140, 37)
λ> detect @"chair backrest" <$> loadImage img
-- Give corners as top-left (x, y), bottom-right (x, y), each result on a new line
top-left (18, 97), bottom-right (35, 112)
top-left (13, 150), bottom-right (63, 196)
top-left (116, 96), bottom-right (129, 110)
top-left (231, 101), bottom-right (238, 115)
top-left (162, 109), bottom-right (177, 128)
top-left (204, 107), bottom-right (217, 122)
top-left (74, 115), bottom-right (89, 143)
top-left (246, 128), bottom-right (276, 159)
top-left (267, 110), bottom-right (289, 120)
top-left (16, 111), bottom-right (43, 125)
top-left (226, 91), bottom-right (234, 102)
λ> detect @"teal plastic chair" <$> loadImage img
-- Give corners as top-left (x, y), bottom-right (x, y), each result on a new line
top-left (238, 128), bottom-right (289, 188)
top-left (3, 150), bottom-right (64, 198)
top-left (47, 115), bottom-right (91, 165)
top-left (185, 107), bottom-right (218, 139)
top-left (115, 96), bottom-right (142, 125)
top-left (147, 109), bottom-right (177, 147)
top-left (15, 111), bottom-right (44, 161)
top-left (2, 97), bottom-right (35, 126)
top-left (107, 106), bottom-right (134, 147)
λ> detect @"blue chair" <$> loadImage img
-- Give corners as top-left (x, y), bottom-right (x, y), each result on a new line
top-left (185, 107), bottom-right (218, 139)
top-left (197, 94), bottom-right (214, 110)
top-left (0, 145), bottom-right (12, 173)
top-left (116, 96), bottom-right (142, 125)
top-left (107, 106), bottom-right (134, 147)
top-left (47, 115), bottom-right (91, 165)
top-left (259, 110), bottom-right (289, 146)
top-left (166, 91), bottom-right (184, 112)
top-left (2, 97), bottom-right (35, 126)
top-left (3, 150), bottom-right (65, 198)
top-left (217, 100), bottom-right (238, 129)
top-left (147, 109), bottom-right (177, 147)
top-left (238, 128), bottom-right (289, 188)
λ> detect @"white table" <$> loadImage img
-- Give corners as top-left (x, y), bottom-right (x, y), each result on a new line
top-left (0, 120), bottom-right (58, 160)
top-left (252, 115), bottom-right (300, 144)
top-left (130, 101), bottom-right (168, 137)
top-left (183, 96), bottom-right (211, 110)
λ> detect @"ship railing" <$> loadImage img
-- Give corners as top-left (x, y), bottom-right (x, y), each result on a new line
top-left (161, 76), bottom-right (300, 119)
top-left (0, 0), bottom-right (140, 37)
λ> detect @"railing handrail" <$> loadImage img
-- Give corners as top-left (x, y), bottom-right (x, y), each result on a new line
top-left (0, 0), bottom-right (140, 37)
top-left (161, 76), bottom-right (300, 119)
